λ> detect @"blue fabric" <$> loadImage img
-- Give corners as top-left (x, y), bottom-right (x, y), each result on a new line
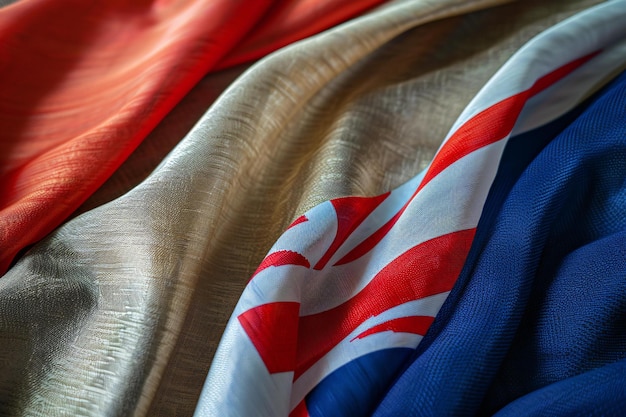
top-left (373, 70), bottom-right (626, 416)
top-left (306, 348), bottom-right (412, 417)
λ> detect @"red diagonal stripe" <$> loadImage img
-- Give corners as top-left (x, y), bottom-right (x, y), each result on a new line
top-left (251, 250), bottom-right (310, 281)
top-left (416, 51), bottom-right (599, 193)
top-left (288, 215), bottom-right (308, 230)
top-left (238, 302), bottom-right (300, 374)
top-left (351, 316), bottom-right (434, 341)
top-left (334, 209), bottom-right (401, 266)
top-left (295, 228), bottom-right (476, 379)
top-left (313, 193), bottom-right (389, 270)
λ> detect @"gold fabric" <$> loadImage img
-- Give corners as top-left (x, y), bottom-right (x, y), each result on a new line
top-left (0, 0), bottom-right (605, 415)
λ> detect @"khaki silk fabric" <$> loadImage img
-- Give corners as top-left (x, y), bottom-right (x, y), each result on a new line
top-left (0, 0), bottom-right (604, 415)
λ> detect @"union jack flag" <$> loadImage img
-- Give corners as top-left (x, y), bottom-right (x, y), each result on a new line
top-left (195, 1), bottom-right (626, 415)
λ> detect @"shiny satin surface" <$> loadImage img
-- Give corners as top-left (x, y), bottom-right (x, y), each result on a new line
top-left (0, 0), bottom-right (604, 415)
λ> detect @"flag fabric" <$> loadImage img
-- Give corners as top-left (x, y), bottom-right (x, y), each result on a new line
top-left (1, 0), bottom-right (624, 416)
top-left (375, 61), bottom-right (626, 417)
top-left (197, 1), bottom-right (626, 416)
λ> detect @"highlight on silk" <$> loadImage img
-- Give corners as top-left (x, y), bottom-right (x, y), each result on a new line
top-left (0, 0), bottom-right (624, 416)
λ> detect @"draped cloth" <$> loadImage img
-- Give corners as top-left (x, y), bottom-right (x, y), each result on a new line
top-left (0, 0), bottom-right (623, 416)
top-left (0, 0), bottom-right (387, 273)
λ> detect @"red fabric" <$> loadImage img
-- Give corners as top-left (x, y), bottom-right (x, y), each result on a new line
top-left (314, 193), bottom-right (389, 270)
top-left (238, 302), bottom-right (301, 374)
top-left (216, 0), bottom-right (388, 70)
top-left (0, 0), bottom-right (386, 274)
